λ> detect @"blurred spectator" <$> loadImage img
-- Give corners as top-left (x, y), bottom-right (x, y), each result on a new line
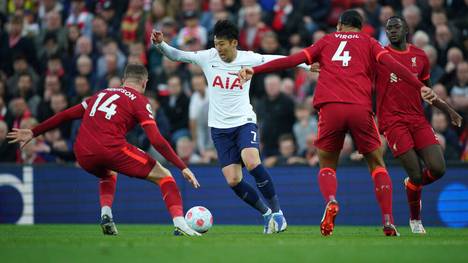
top-left (189, 73), bottom-right (211, 154)
top-left (236, 0), bottom-right (258, 29)
top-left (37, 0), bottom-right (63, 27)
top-left (40, 127), bottom-right (75, 162)
top-left (251, 31), bottom-right (287, 100)
top-left (375, 5), bottom-right (394, 46)
top-left (70, 75), bottom-right (92, 106)
top-left (17, 138), bottom-right (46, 164)
top-left (256, 74), bottom-right (295, 157)
top-left (96, 39), bottom-right (126, 79)
top-left (200, 0), bottom-right (230, 33)
top-left (281, 77), bottom-right (295, 99)
top-left (443, 47), bottom-right (465, 84)
top-left (6, 53), bottom-right (38, 97)
top-left (36, 74), bottom-right (62, 121)
top-left (3, 15), bottom-right (38, 74)
top-left (412, 30), bottom-right (430, 49)
top-left (177, 11), bottom-right (207, 50)
top-left (8, 97), bottom-right (31, 129)
top-left (0, 96), bottom-right (14, 128)
top-left (266, 0), bottom-right (309, 48)
top-left (403, 5), bottom-right (427, 39)
top-left (36, 11), bottom-right (67, 58)
top-left (432, 111), bottom-right (461, 160)
top-left (148, 17), bottom-right (178, 72)
top-left (264, 134), bottom-right (306, 167)
top-left (66, 0), bottom-right (93, 38)
top-left (176, 136), bottom-right (203, 164)
top-left (99, 0), bottom-right (121, 37)
top-left (293, 103), bottom-right (318, 154)
top-left (239, 5), bottom-right (271, 52)
top-left (423, 45), bottom-right (444, 84)
top-left (97, 53), bottom-right (121, 89)
top-left (0, 119), bottom-right (17, 162)
top-left (301, 0), bottom-right (331, 34)
top-left (121, 0), bottom-right (148, 47)
top-left (15, 72), bottom-right (40, 116)
top-left (434, 24), bottom-right (458, 66)
top-left (161, 75), bottom-right (190, 144)
top-left (91, 15), bottom-right (113, 53)
top-left (450, 62), bottom-right (468, 114)
top-left (66, 24), bottom-right (81, 57)
top-left (433, 83), bottom-right (452, 105)
top-left (76, 54), bottom-right (96, 88)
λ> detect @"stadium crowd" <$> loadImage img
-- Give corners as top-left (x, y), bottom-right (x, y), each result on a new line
top-left (0, 0), bottom-right (467, 166)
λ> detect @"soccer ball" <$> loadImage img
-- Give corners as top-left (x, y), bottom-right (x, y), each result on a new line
top-left (185, 206), bottom-right (213, 233)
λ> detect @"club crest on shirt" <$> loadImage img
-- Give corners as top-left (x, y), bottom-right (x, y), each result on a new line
top-left (390, 73), bottom-right (398, 83)
top-left (411, 57), bottom-right (417, 67)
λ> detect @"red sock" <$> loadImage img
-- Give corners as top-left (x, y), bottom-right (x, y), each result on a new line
top-left (422, 168), bottom-right (438, 185)
top-left (99, 173), bottom-right (117, 207)
top-left (371, 167), bottom-right (394, 224)
top-left (317, 168), bottom-right (337, 203)
top-left (405, 178), bottom-right (422, 220)
top-left (159, 177), bottom-right (183, 218)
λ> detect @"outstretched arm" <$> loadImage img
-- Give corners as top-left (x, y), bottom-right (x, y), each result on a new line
top-left (261, 54), bottom-right (311, 71)
top-left (423, 79), bottom-right (463, 127)
top-left (7, 102), bottom-right (86, 148)
top-left (142, 121), bottom-right (200, 188)
top-left (252, 50), bottom-right (309, 74)
top-left (31, 103), bottom-right (86, 136)
top-left (151, 31), bottom-right (203, 65)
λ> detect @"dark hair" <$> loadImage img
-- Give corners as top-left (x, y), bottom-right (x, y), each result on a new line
top-left (387, 15), bottom-right (408, 28)
top-left (123, 64), bottom-right (148, 82)
top-left (278, 133), bottom-right (295, 143)
top-left (213, 20), bottom-right (238, 40)
top-left (338, 10), bottom-right (363, 29)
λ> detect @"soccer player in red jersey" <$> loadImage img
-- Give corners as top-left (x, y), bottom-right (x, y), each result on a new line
top-left (375, 16), bottom-right (462, 234)
top-left (238, 10), bottom-right (437, 236)
top-left (7, 64), bottom-right (202, 236)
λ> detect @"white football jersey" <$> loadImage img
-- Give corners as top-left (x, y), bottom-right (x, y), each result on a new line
top-left (156, 42), bottom-right (309, 128)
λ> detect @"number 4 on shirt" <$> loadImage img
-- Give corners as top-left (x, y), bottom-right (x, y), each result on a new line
top-left (90, 93), bottom-right (120, 120)
top-left (332, 41), bottom-right (351, 67)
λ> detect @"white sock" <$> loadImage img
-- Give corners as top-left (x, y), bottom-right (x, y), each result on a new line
top-left (263, 208), bottom-right (272, 217)
top-left (173, 216), bottom-right (186, 226)
top-left (101, 206), bottom-right (113, 218)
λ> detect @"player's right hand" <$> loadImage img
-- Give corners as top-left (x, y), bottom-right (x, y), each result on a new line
top-left (6, 128), bottom-right (34, 149)
top-left (182, 168), bottom-right (200, 189)
top-left (151, 30), bottom-right (164, 45)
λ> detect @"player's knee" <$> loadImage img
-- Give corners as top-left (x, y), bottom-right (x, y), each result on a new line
top-left (146, 163), bottom-right (172, 183)
top-left (428, 162), bottom-right (446, 179)
top-left (243, 155), bottom-right (261, 171)
top-left (225, 175), bottom-right (242, 187)
top-left (409, 173), bottom-right (423, 185)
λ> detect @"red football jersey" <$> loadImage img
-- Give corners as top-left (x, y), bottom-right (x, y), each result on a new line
top-left (77, 86), bottom-right (154, 149)
top-left (375, 44), bottom-right (430, 129)
top-left (303, 32), bottom-right (387, 110)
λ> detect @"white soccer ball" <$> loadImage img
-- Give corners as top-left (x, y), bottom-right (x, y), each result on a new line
top-left (185, 206), bottom-right (213, 233)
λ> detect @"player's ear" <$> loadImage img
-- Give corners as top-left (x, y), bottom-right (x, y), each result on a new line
top-left (231, 39), bottom-right (238, 47)
top-left (336, 23), bottom-right (342, 32)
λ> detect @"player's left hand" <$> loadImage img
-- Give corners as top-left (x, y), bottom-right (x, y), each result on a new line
top-left (182, 168), bottom-right (200, 189)
top-left (310, 63), bottom-right (320, 73)
top-left (237, 67), bottom-right (254, 85)
top-left (449, 109), bottom-right (463, 127)
top-left (420, 86), bottom-right (437, 104)
top-left (6, 128), bottom-right (34, 149)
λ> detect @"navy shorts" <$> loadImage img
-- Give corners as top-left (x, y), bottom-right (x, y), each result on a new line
top-left (211, 123), bottom-right (260, 167)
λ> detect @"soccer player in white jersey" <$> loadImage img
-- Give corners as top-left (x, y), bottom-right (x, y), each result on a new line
top-left (151, 20), bottom-right (310, 233)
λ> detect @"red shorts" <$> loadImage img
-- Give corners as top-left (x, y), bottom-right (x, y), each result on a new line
top-left (315, 103), bottom-right (381, 154)
top-left (74, 141), bottom-right (156, 179)
top-left (382, 117), bottom-right (439, 157)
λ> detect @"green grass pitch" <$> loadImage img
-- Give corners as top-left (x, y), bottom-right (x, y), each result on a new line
top-left (1, 225), bottom-right (467, 263)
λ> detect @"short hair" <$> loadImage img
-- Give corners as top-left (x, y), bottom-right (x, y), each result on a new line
top-left (279, 133), bottom-right (295, 143)
top-left (338, 9), bottom-right (363, 29)
top-left (123, 64), bottom-right (148, 82)
top-left (213, 20), bottom-right (238, 40)
top-left (387, 15), bottom-right (408, 28)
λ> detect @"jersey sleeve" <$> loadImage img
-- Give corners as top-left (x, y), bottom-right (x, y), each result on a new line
top-left (32, 102), bottom-right (86, 137)
top-left (155, 41), bottom-right (212, 66)
top-left (420, 53), bottom-right (431, 81)
top-left (133, 96), bottom-right (156, 127)
top-left (251, 52), bottom-right (311, 70)
top-left (302, 41), bottom-right (322, 65)
top-left (370, 37), bottom-right (389, 63)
